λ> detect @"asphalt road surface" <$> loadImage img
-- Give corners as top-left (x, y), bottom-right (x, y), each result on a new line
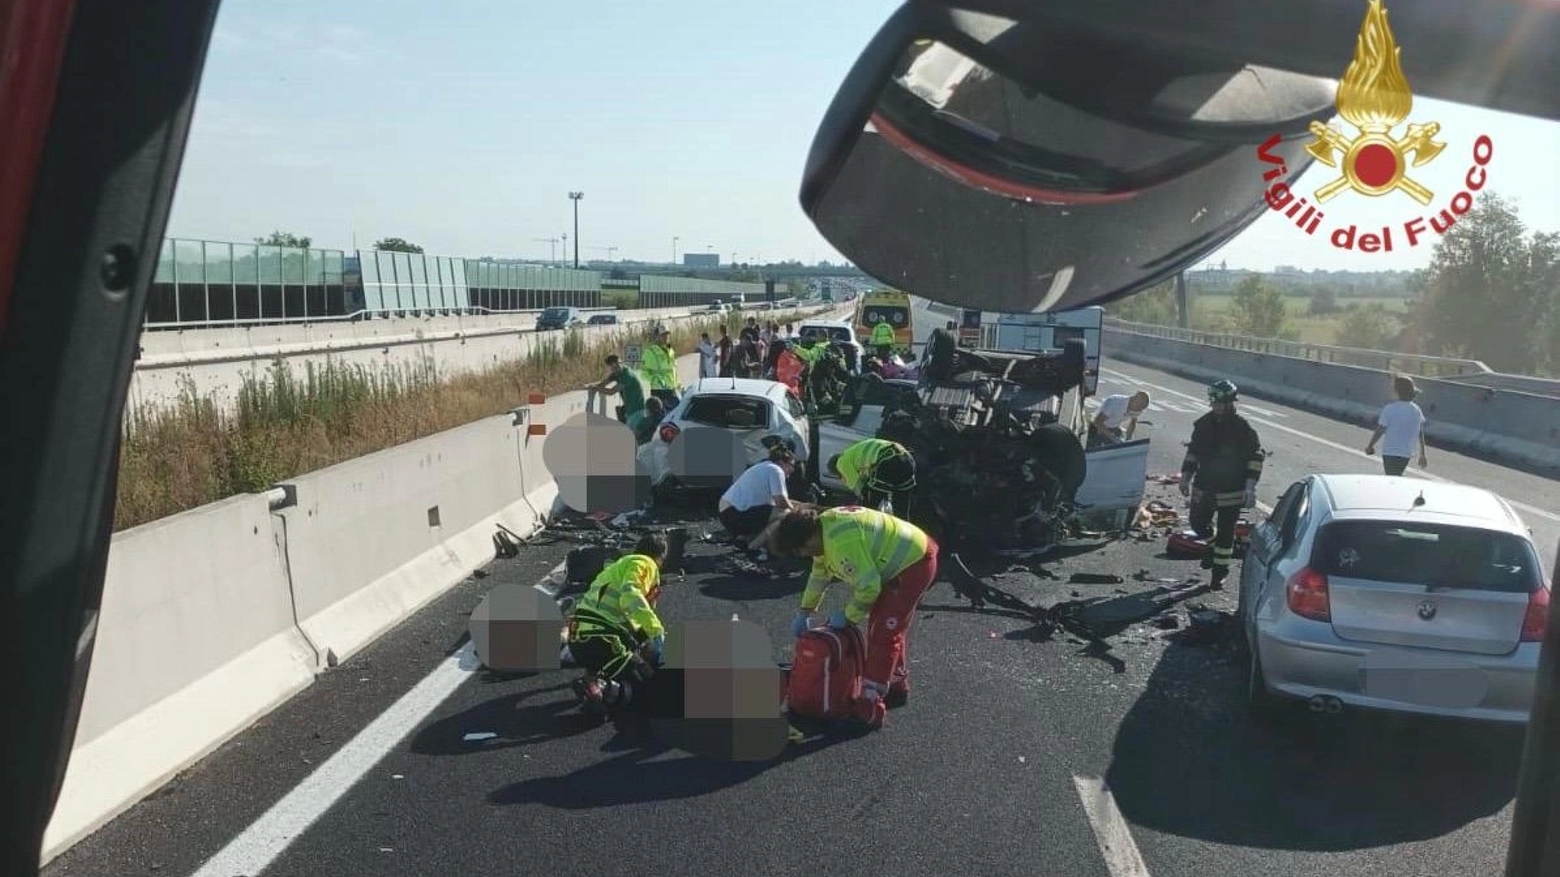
top-left (46, 302), bottom-right (1557, 877)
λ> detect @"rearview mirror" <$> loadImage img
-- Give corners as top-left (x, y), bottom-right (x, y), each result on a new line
top-left (800, 4), bottom-right (1336, 313)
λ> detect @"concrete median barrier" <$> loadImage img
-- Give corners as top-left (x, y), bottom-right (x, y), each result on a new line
top-left (43, 494), bottom-right (316, 862)
top-left (1106, 328), bottom-right (1560, 477)
top-left (49, 331), bottom-right (838, 861)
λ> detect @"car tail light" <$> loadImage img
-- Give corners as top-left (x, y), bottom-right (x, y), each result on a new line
top-left (1286, 567), bottom-right (1331, 622)
top-left (658, 422), bottom-right (681, 444)
top-left (1521, 586), bottom-right (1550, 643)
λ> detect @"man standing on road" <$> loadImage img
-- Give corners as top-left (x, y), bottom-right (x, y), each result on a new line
top-left (697, 332), bottom-right (717, 379)
top-left (870, 319), bottom-right (896, 360)
top-left (641, 325), bottom-right (681, 407)
top-left (717, 325), bottom-right (734, 377)
top-left (1088, 391), bottom-right (1151, 448)
top-left (775, 506), bottom-right (940, 725)
top-left (588, 354), bottom-right (649, 432)
top-left (1179, 380), bottom-right (1264, 589)
top-left (567, 533), bottom-right (670, 713)
top-left (1365, 376), bottom-right (1428, 476)
top-left (827, 437), bottom-right (917, 517)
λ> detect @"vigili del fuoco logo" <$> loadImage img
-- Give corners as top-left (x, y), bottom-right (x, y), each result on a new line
top-left (1256, 0), bottom-right (1493, 253)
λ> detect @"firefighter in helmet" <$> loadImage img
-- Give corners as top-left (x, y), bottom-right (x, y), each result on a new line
top-left (1178, 380), bottom-right (1263, 588)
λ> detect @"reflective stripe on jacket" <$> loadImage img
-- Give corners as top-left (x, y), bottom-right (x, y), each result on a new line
top-left (800, 507), bottom-right (929, 624)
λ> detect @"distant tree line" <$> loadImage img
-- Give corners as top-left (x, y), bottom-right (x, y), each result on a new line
top-left (1108, 191), bottom-right (1560, 376)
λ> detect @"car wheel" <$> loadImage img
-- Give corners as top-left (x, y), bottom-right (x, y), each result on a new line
top-left (1247, 641), bottom-right (1282, 721)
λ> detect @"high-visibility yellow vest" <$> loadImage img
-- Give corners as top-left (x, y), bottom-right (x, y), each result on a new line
top-left (800, 507), bottom-right (929, 624)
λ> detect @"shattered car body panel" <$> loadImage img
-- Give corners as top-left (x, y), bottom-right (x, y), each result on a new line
top-left (817, 330), bottom-right (1147, 551)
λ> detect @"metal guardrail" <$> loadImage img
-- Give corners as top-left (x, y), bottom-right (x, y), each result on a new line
top-left (1103, 317), bottom-right (1492, 379)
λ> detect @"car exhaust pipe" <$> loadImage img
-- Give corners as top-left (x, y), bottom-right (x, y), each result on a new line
top-left (1307, 695), bottom-right (1343, 714)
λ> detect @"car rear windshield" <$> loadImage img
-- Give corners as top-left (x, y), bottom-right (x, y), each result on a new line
top-left (541, 307), bottom-right (570, 319)
top-left (684, 395), bottom-right (771, 430)
top-left (1312, 520), bottom-right (1543, 593)
top-left (803, 326), bottom-right (855, 344)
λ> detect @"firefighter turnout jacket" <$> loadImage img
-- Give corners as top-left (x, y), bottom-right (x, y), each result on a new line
top-left (1181, 412), bottom-right (1264, 508)
top-left (800, 507), bottom-right (930, 625)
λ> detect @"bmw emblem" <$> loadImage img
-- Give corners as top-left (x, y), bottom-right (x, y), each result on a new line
top-left (1417, 600), bottom-right (1438, 621)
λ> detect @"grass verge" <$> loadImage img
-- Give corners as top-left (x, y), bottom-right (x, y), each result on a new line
top-left (115, 311), bottom-right (810, 531)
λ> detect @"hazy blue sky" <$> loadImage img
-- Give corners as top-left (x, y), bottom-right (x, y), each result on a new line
top-left (167, 0), bottom-right (1560, 273)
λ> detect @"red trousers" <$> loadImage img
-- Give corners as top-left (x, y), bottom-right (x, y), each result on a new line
top-left (863, 539), bottom-right (939, 695)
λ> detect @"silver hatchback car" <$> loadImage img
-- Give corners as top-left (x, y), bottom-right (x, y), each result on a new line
top-left (1240, 474), bottom-right (1549, 723)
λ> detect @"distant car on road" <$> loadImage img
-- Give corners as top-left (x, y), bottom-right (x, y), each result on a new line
top-left (795, 319), bottom-right (867, 373)
top-left (536, 306), bottom-right (584, 331)
top-left (637, 378), bottom-right (811, 495)
top-left (1240, 474), bottom-right (1548, 724)
top-left (586, 313), bottom-right (619, 326)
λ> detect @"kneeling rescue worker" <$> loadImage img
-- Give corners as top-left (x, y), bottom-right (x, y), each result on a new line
top-left (567, 533), bottom-right (670, 712)
top-left (827, 437), bottom-right (917, 517)
top-left (1179, 380), bottom-right (1263, 588)
top-left (774, 506), bottom-right (939, 720)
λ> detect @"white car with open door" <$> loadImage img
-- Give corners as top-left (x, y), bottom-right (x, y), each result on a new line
top-left (637, 377), bottom-right (811, 495)
top-left (1240, 474), bottom-right (1547, 723)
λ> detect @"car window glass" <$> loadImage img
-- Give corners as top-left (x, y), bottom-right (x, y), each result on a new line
top-left (792, 395), bottom-right (805, 418)
top-left (1280, 486), bottom-right (1310, 550)
top-left (1313, 521), bottom-right (1542, 593)
top-left (685, 395), bottom-right (770, 429)
top-left (1266, 482), bottom-right (1303, 533)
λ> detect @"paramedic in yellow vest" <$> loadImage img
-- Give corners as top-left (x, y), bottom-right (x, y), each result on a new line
top-left (567, 533), bottom-right (669, 711)
top-left (791, 332), bottom-right (827, 407)
top-left (870, 320), bottom-right (896, 360)
top-left (774, 506), bottom-right (940, 717)
top-left (640, 325), bottom-right (681, 408)
top-left (827, 438), bottom-right (917, 517)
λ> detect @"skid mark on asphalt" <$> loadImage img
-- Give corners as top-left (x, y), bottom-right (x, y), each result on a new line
top-left (1074, 775), bottom-right (1152, 877)
top-left (1102, 367), bottom-right (1560, 525)
top-left (191, 560), bottom-right (568, 877)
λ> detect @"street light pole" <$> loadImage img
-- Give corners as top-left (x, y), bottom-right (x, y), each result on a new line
top-left (672, 236), bottom-right (680, 265)
top-left (568, 191), bottom-right (583, 269)
top-left (561, 234), bottom-right (568, 268)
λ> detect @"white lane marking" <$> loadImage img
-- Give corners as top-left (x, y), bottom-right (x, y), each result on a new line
top-left (191, 560), bottom-right (568, 877)
top-left (1073, 775), bottom-right (1152, 877)
top-left (1102, 367), bottom-right (1560, 525)
top-left (1239, 404), bottom-right (1287, 419)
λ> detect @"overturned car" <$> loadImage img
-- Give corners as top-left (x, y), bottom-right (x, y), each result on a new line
top-left (817, 329), bottom-right (1147, 554)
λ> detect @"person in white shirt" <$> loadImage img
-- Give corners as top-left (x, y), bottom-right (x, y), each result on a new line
top-left (1366, 376), bottom-right (1428, 476)
top-left (717, 445), bottom-right (797, 555)
top-left (697, 332), bottom-right (717, 378)
top-left (1088, 391), bottom-right (1150, 448)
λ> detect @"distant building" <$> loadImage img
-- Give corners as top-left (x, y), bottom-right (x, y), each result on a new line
top-left (683, 253), bottom-right (719, 268)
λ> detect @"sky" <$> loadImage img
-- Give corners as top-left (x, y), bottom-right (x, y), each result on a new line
top-left (167, 0), bottom-right (1560, 274)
